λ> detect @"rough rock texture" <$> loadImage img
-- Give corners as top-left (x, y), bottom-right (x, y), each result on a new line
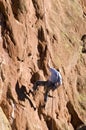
top-left (0, 0), bottom-right (86, 130)
top-left (0, 107), bottom-right (11, 130)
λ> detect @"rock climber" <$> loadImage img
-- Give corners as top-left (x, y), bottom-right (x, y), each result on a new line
top-left (29, 61), bottom-right (62, 104)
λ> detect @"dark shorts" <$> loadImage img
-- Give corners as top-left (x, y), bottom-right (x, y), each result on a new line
top-left (44, 80), bottom-right (57, 91)
top-left (33, 80), bottom-right (57, 91)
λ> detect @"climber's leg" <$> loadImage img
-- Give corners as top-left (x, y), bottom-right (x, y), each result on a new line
top-left (28, 80), bottom-right (48, 96)
top-left (44, 87), bottom-right (50, 102)
top-left (33, 80), bottom-right (48, 90)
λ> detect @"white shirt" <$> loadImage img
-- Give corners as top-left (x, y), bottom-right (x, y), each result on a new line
top-left (49, 67), bottom-right (62, 85)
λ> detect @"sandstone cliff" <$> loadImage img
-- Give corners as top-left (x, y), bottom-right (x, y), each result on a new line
top-left (0, 0), bottom-right (86, 130)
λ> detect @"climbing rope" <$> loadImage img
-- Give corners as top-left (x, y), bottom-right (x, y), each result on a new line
top-left (51, 91), bottom-right (54, 130)
top-left (42, 0), bottom-right (47, 42)
top-left (42, 1), bottom-right (54, 130)
top-left (42, 0), bottom-right (55, 67)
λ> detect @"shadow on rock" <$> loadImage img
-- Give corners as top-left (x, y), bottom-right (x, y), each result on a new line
top-left (15, 81), bottom-right (36, 110)
top-left (77, 125), bottom-right (86, 130)
top-left (66, 101), bottom-right (84, 130)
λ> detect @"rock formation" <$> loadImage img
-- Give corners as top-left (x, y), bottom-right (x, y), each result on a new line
top-left (0, 0), bottom-right (86, 130)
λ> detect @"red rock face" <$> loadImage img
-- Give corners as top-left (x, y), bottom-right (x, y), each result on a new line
top-left (0, 0), bottom-right (86, 130)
